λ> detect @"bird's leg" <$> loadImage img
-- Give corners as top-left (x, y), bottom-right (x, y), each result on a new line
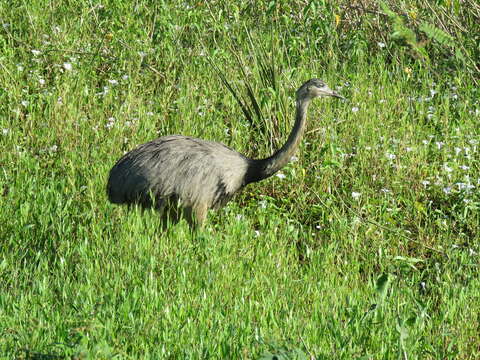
top-left (185, 203), bottom-right (207, 230)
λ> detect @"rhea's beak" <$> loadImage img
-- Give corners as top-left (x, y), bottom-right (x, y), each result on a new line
top-left (330, 90), bottom-right (345, 100)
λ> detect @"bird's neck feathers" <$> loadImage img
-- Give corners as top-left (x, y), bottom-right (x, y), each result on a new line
top-left (245, 98), bottom-right (310, 184)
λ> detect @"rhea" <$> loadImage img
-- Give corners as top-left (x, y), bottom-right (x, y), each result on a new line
top-left (107, 79), bottom-right (343, 227)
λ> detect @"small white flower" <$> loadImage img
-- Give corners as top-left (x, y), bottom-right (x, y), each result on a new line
top-left (406, 147), bottom-right (413, 152)
top-left (290, 156), bottom-right (299, 162)
top-left (276, 172), bottom-right (286, 179)
top-left (422, 140), bottom-right (429, 145)
top-left (421, 180), bottom-right (430, 187)
top-left (259, 200), bottom-right (267, 209)
top-left (122, 74), bottom-right (129, 80)
top-left (454, 147), bottom-right (462, 155)
top-left (39, 78), bottom-right (45, 85)
top-left (17, 65), bottom-right (24, 71)
top-left (379, 99), bottom-right (386, 103)
top-left (435, 141), bottom-right (444, 149)
top-left (377, 42), bottom-right (386, 48)
top-left (443, 164), bottom-right (453, 173)
top-left (146, 111), bottom-right (154, 116)
top-left (381, 188), bottom-right (391, 193)
top-left (49, 145), bottom-right (58, 152)
top-left (125, 121), bottom-right (132, 127)
top-left (21, 100), bottom-right (29, 107)
top-left (63, 62), bottom-right (72, 71)
top-left (351, 106), bottom-right (359, 113)
top-left (254, 230), bottom-right (261, 237)
top-left (430, 89), bottom-right (437, 97)
top-left (459, 165), bottom-right (470, 170)
top-left (386, 153), bottom-right (396, 160)
top-left (108, 79), bottom-right (118, 85)
top-left (443, 186), bottom-right (452, 194)
top-left (2, 128), bottom-right (10, 135)
top-left (31, 49), bottom-right (41, 56)
top-left (351, 192), bottom-right (361, 200)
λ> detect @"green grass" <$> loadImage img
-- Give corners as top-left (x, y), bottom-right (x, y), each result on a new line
top-left (1, 1), bottom-right (479, 359)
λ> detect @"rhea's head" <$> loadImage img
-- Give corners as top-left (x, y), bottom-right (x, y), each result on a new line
top-left (296, 78), bottom-right (344, 101)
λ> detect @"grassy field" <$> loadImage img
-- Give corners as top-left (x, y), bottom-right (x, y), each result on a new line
top-left (1, 1), bottom-right (479, 359)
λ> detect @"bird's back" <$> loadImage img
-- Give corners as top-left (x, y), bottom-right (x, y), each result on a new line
top-left (107, 135), bottom-right (251, 209)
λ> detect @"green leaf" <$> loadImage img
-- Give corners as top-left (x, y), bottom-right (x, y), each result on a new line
top-left (375, 273), bottom-right (390, 301)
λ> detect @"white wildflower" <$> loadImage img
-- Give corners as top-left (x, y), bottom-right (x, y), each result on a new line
top-left (377, 42), bottom-right (386, 48)
top-left (351, 192), bottom-right (361, 200)
top-left (21, 100), bottom-right (29, 107)
top-left (386, 153), bottom-right (396, 160)
top-left (39, 78), bottom-right (45, 85)
top-left (435, 142), bottom-right (444, 149)
top-left (276, 172), bottom-right (286, 179)
top-left (31, 49), bottom-right (41, 56)
top-left (108, 79), bottom-right (118, 85)
top-left (63, 62), bottom-right (72, 71)
top-left (443, 186), bottom-right (452, 194)
top-left (146, 111), bottom-right (154, 116)
top-left (459, 165), bottom-right (470, 170)
top-left (351, 106), bottom-right (359, 113)
top-left (421, 180), bottom-right (430, 187)
top-left (2, 128), bottom-right (10, 135)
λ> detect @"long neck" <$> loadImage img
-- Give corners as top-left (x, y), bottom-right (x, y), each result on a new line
top-left (246, 98), bottom-right (311, 183)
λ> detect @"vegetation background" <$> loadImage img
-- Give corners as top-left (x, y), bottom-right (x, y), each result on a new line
top-left (1, 0), bottom-right (479, 358)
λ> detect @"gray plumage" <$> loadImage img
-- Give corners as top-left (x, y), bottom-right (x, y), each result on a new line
top-left (107, 79), bottom-right (343, 227)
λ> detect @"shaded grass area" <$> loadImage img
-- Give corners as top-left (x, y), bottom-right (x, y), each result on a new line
top-left (1, 1), bottom-right (479, 358)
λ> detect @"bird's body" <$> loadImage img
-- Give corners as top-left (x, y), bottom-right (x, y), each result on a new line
top-left (108, 135), bottom-right (252, 224)
top-left (107, 79), bottom-right (343, 227)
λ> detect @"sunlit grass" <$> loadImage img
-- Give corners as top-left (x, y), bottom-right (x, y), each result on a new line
top-left (1, 1), bottom-right (479, 359)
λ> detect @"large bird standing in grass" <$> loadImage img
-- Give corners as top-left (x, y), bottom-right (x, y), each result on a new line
top-left (107, 79), bottom-right (343, 227)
